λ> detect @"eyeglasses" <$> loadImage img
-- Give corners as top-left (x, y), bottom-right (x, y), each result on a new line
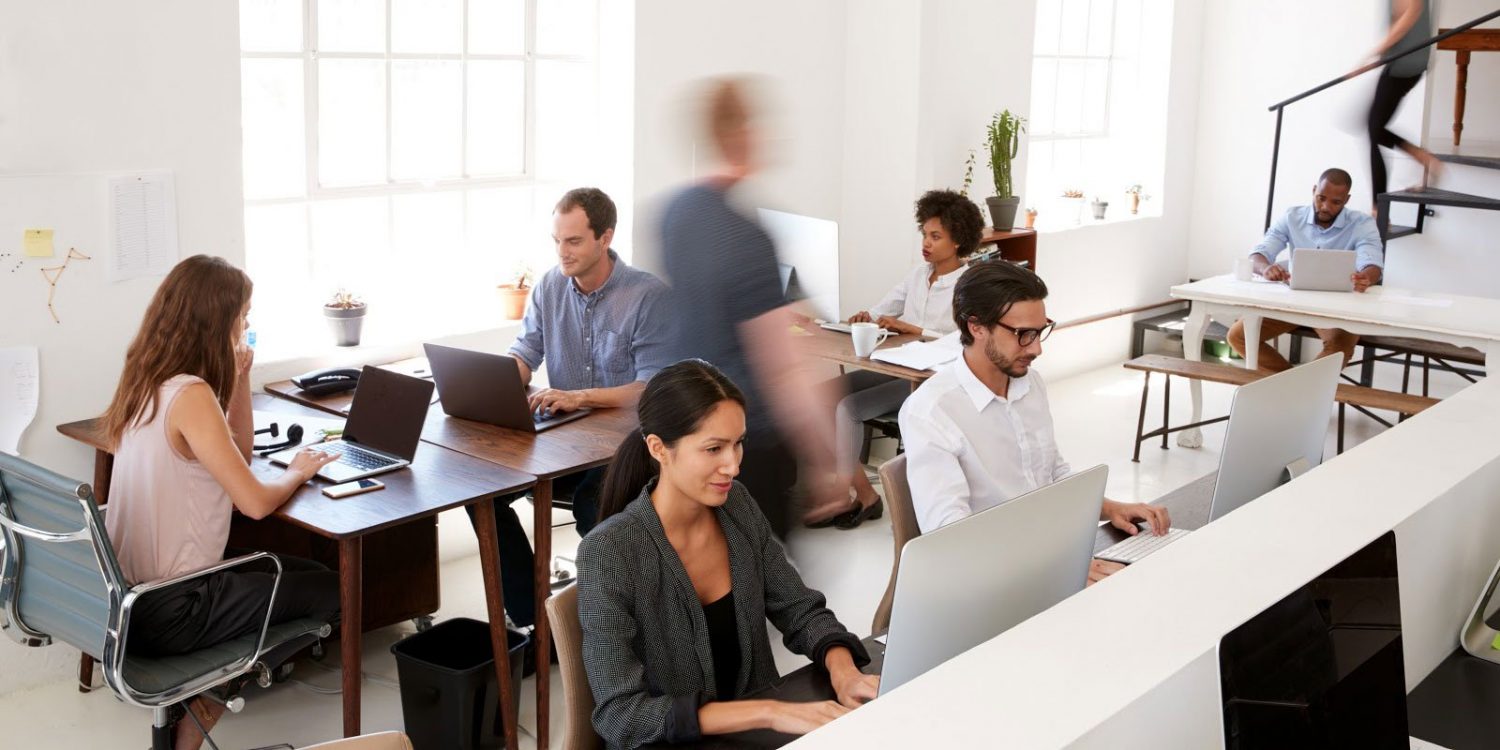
top-left (987, 318), bottom-right (1055, 347)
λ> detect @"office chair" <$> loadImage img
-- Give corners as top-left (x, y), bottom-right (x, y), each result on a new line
top-left (545, 584), bottom-right (603, 750)
top-left (871, 455), bottom-right (919, 635)
top-left (0, 452), bottom-right (332, 750)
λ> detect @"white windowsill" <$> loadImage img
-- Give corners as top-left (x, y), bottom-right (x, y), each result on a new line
top-left (250, 319), bottom-right (526, 388)
top-left (1032, 208), bottom-right (1161, 235)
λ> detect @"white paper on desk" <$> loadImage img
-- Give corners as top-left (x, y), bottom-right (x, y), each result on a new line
top-left (871, 331), bottom-right (962, 371)
top-left (107, 172), bottom-right (179, 282)
top-left (0, 347), bottom-right (40, 455)
top-left (1378, 294), bottom-right (1453, 308)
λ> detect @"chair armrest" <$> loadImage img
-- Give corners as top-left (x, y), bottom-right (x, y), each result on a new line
top-left (0, 508), bottom-right (90, 543)
top-left (118, 552), bottom-right (285, 669)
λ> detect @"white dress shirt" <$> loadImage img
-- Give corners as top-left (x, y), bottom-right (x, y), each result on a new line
top-left (898, 353), bottom-right (1071, 534)
top-left (867, 262), bottom-right (965, 338)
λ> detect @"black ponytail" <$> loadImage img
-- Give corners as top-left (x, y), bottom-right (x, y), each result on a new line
top-left (596, 360), bottom-right (746, 523)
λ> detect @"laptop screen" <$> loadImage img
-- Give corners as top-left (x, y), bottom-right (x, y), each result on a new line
top-left (342, 365), bottom-right (434, 461)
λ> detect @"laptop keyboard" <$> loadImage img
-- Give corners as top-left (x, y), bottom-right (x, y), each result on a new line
top-left (307, 441), bottom-right (399, 472)
top-left (1096, 527), bottom-right (1190, 565)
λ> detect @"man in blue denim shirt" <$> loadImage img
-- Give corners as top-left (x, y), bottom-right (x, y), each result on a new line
top-left (468, 187), bottom-right (672, 634)
top-left (1227, 168), bottom-right (1384, 372)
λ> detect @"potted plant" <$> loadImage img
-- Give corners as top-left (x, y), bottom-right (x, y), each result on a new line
top-left (1024, 207), bottom-right (1038, 229)
top-left (497, 262), bottom-right (535, 321)
top-left (983, 110), bottom-right (1026, 231)
top-left (1091, 197), bottom-right (1109, 221)
top-left (324, 288), bottom-right (366, 347)
top-left (1060, 189), bottom-right (1085, 225)
top-left (1125, 184), bottom-right (1150, 214)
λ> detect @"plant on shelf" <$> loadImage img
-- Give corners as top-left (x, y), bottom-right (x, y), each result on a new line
top-left (1060, 189), bottom-right (1086, 226)
top-left (983, 110), bottom-right (1027, 231)
top-left (1125, 184), bottom-right (1151, 214)
top-left (1024, 207), bottom-right (1038, 229)
top-left (1091, 196), bottom-right (1109, 221)
top-left (323, 288), bottom-right (367, 347)
top-left (497, 261), bottom-right (536, 321)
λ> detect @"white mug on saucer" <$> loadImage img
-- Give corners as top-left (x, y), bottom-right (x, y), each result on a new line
top-left (851, 322), bottom-right (892, 358)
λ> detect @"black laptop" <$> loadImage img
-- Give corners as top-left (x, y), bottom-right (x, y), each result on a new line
top-left (423, 343), bottom-right (590, 432)
top-left (269, 365), bottom-right (434, 482)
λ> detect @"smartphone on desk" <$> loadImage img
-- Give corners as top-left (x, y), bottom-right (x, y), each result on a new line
top-left (323, 478), bottom-right (384, 499)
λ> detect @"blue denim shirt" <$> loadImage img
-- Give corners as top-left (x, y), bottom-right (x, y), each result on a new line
top-left (509, 250), bottom-right (674, 391)
top-left (1250, 206), bottom-right (1385, 271)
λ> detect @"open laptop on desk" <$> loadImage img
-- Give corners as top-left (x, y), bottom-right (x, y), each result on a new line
top-left (878, 465), bottom-right (1107, 695)
top-left (1288, 248), bottom-right (1357, 292)
top-left (1096, 354), bottom-right (1342, 564)
top-left (423, 343), bottom-right (590, 432)
top-left (268, 365), bottom-right (433, 483)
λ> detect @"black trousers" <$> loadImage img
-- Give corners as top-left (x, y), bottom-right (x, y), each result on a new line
top-left (1367, 67), bottom-right (1424, 200)
top-left (465, 467), bottom-right (603, 629)
top-left (128, 553), bottom-right (340, 657)
top-left (739, 433), bottom-right (798, 539)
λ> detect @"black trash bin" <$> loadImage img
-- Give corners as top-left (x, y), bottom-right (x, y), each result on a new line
top-left (391, 617), bottom-right (529, 750)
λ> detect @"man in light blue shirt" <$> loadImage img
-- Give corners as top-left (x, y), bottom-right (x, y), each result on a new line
top-left (468, 187), bottom-right (673, 634)
top-left (1228, 168), bottom-right (1384, 372)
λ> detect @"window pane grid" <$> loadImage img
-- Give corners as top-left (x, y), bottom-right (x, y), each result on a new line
top-left (240, 0), bottom-right (606, 354)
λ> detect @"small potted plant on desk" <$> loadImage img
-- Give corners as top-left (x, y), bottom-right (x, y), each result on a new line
top-left (497, 263), bottom-right (534, 321)
top-left (324, 289), bottom-right (367, 347)
top-left (984, 110), bottom-right (1027, 232)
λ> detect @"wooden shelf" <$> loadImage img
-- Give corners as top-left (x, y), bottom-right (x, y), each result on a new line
top-left (978, 227), bottom-right (1039, 270)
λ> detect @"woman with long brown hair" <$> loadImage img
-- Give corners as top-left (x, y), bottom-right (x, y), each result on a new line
top-left (101, 254), bottom-right (339, 750)
top-left (578, 360), bottom-right (877, 749)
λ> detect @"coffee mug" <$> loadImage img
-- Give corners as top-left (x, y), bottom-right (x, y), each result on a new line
top-left (851, 322), bottom-right (892, 358)
top-left (1233, 257), bottom-right (1253, 282)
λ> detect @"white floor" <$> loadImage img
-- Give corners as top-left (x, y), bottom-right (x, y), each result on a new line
top-left (0, 350), bottom-right (1476, 748)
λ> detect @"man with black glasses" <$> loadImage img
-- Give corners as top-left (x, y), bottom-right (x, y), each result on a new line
top-left (899, 262), bottom-right (1169, 582)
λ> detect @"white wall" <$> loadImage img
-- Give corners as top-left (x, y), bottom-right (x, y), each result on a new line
top-left (0, 0), bottom-right (244, 694)
top-left (1187, 0), bottom-right (1500, 300)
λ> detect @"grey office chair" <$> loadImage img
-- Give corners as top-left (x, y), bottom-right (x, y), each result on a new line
top-left (0, 451), bottom-right (331, 750)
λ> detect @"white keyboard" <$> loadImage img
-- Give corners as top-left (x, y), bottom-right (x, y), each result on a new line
top-left (1096, 527), bottom-right (1191, 565)
top-left (819, 322), bottom-right (853, 334)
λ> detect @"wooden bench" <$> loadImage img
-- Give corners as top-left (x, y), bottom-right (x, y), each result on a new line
top-left (1124, 354), bottom-right (1440, 460)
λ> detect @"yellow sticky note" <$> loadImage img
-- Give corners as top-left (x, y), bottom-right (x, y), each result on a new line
top-left (1491, 631), bottom-right (1500, 651)
top-left (23, 229), bottom-right (54, 258)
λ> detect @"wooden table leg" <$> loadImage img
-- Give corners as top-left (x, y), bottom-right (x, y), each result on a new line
top-left (473, 497), bottom-right (520, 750)
top-left (533, 478), bottom-right (554, 749)
top-left (339, 537), bottom-right (363, 738)
top-left (1454, 50), bottom-right (1470, 147)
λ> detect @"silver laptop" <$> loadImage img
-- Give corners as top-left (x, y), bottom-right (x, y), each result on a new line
top-left (269, 365), bottom-right (434, 483)
top-left (878, 465), bottom-right (1107, 695)
top-left (1288, 248), bottom-right (1357, 292)
top-left (1096, 354), bottom-right (1342, 564)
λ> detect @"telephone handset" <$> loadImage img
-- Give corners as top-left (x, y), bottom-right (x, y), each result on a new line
top-left (291, 367), bottom-right (361, 396)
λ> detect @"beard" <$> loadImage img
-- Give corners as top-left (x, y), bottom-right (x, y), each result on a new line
top-left (985, 335), bottom-right (1034, 379)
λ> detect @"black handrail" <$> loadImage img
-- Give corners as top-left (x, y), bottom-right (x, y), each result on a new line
top-left (1263, 7), bottom-right (1500, 230)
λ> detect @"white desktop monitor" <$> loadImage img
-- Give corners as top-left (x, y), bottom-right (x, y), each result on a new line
top-left (1208, 354), bottom-right (1343, 522)
top-left (757, 208), bottom-right (840, 322)
top-left (878, 465), bottom-right (1108, 696)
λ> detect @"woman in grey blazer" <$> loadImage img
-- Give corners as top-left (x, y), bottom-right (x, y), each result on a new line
top-left (577, 360), bottom-right (878, 749)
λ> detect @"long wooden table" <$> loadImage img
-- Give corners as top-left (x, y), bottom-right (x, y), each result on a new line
top-left (264, 376), bottom-right (638, 748)
top-left (796, 326), bottom-right (936, 390)
top-left (57, 396), bottom-right (537, 746)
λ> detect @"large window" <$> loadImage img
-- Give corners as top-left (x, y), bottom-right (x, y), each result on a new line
top-left (1025, 0), bottom-right (1171, 229)
top-left (238, 0), bottom-right (630, 358)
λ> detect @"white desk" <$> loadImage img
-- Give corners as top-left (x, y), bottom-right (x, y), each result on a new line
top-left (1169, 275), bottom-right (1500, 447)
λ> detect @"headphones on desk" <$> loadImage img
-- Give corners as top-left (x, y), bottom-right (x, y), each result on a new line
top-left (253, 422), bottom-right (304, 456)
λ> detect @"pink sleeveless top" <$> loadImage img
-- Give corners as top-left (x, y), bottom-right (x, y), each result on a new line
top-left (104, 374), bottom-right (233, 585)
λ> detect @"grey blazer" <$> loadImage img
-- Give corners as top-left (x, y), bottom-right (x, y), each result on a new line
top-left (576, 480), bottom-right (868, 749)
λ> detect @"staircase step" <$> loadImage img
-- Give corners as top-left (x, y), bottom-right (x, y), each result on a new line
top-left (1433, 152), bottom-right (1500, 171)
top-left (1379, 188), bottom-right (1500, 211)
top-left (1385, 224), bottom-right (1419, 240)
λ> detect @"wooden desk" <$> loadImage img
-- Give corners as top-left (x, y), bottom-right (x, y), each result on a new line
top-left (1169, 275), bottom-right (1500, 449)
top-left (56, 398), bottom-right (537, 746)
top-left (978, 227), bottom-right (1038, 269)
top-left (797, 327), bottom-right (935, 390)
top-left (419, 406), bottom-right (639, 749)
top-left (1437, 29), bottom-right (1500, 147)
